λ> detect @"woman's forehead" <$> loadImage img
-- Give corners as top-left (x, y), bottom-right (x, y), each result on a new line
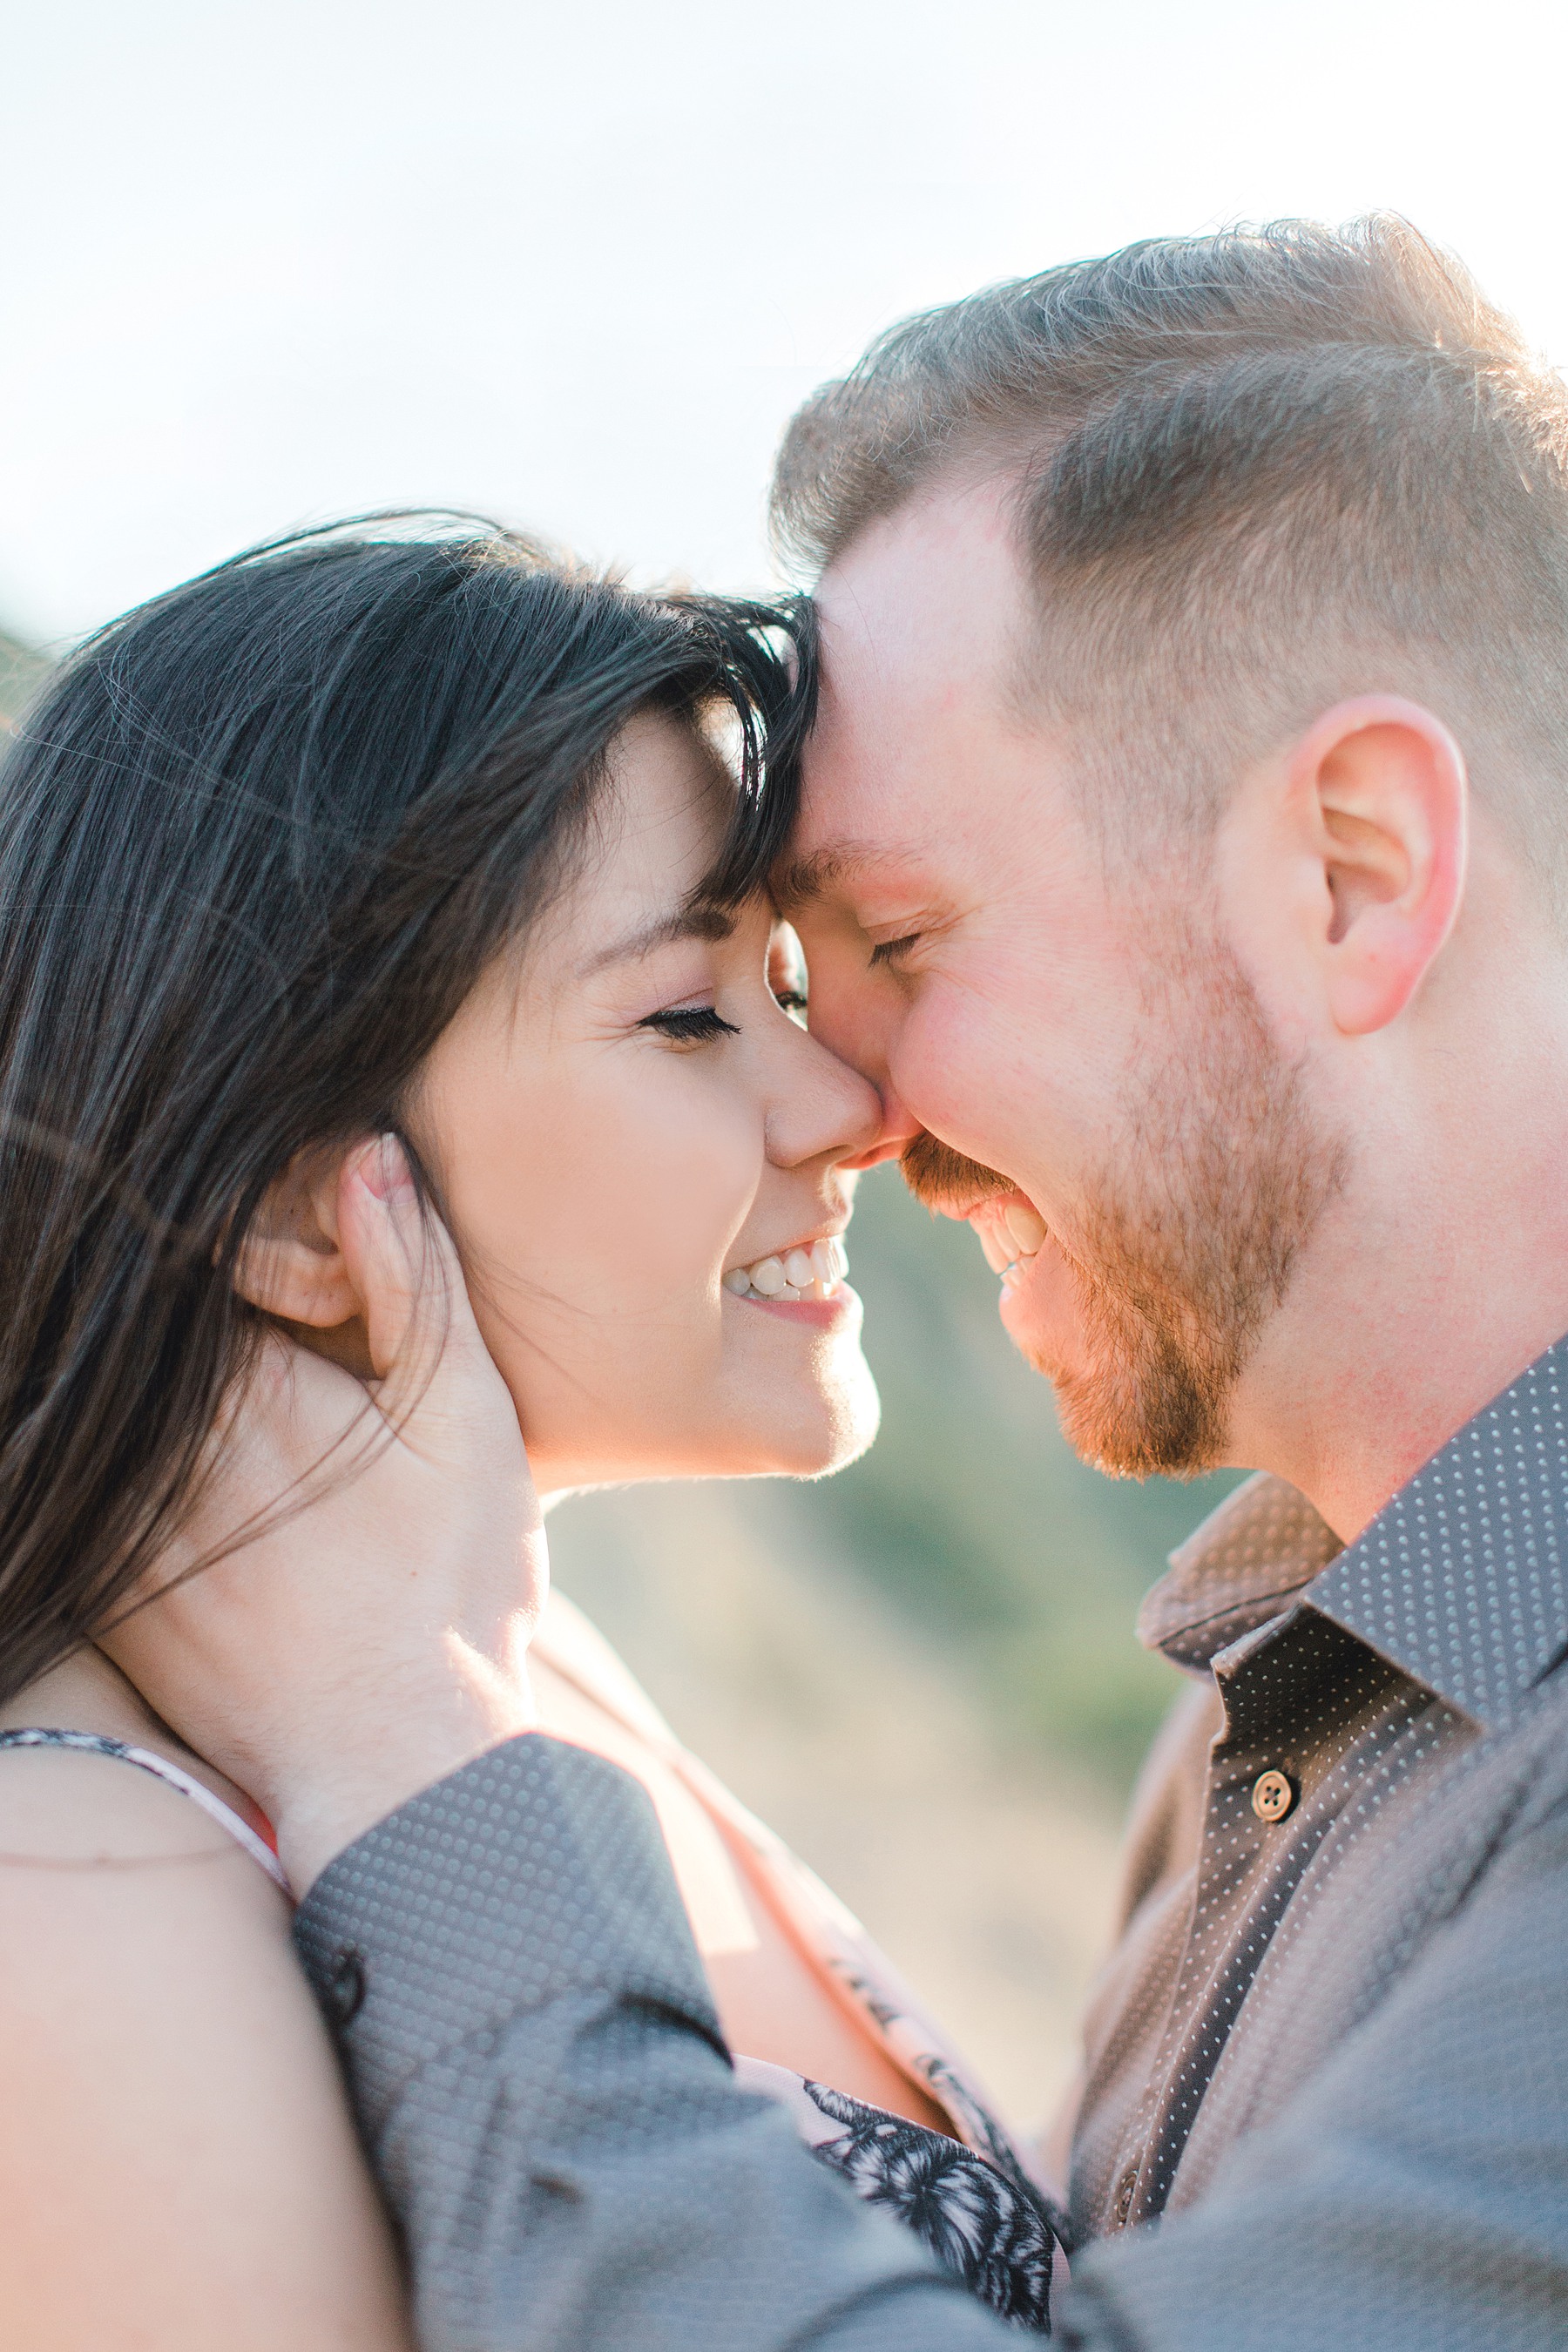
top-left (591, 714), bottom-right (733, 901)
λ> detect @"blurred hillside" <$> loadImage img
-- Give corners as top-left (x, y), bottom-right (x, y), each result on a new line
top-left (551, 1165), bottom-right (1243, 2128)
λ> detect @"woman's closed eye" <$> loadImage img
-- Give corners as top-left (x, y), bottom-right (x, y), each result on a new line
top-left (639, 1004), bottom-right (740, 1046)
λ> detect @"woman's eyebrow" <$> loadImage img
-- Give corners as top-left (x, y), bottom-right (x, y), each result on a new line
top-left (578, 902), bottom-right (735, 977)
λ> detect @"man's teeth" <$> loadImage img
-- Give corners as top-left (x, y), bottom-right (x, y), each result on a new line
top-left (1004, 1201), bottom-right (1048, 1256)
top-left (977, 1225), bottom-right (1012, 1274)
top-left (723, 1236), bottom-right (848, 1302)
top-left (975, 1198), bottom-right (1050, 1283)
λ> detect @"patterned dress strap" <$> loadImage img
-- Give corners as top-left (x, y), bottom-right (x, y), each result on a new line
top-left (0, 1727), bottom-right (289, 1890)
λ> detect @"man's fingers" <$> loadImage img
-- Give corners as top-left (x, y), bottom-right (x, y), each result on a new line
top-left (336, 1136), bottom-right (494, 1434)
top-left (168, 1333), bottom-right (368, 1574)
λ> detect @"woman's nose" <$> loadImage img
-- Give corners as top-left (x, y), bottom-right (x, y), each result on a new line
top-left (765, 1027), bottom-right (888, 1172)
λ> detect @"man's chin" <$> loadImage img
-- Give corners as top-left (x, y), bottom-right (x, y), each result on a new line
top-left (997, 1240), bottom-right (1228, 1479)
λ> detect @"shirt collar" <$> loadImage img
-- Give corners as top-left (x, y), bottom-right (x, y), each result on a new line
top-left (1137, 1472), bottom-right (1341, 1673)
top-left (1139, 1331), bottom-right (1568, 1732)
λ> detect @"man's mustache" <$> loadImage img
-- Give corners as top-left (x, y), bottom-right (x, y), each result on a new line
top-left (900, 1130), bottom-right (1013, 1214)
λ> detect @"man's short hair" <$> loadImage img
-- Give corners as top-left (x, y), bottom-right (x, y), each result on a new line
top-left (772, 217), bottom-right (1568, 898)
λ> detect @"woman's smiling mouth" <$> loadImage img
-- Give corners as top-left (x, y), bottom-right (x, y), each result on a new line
top-left (722, 1235), bottom-right (848, 1304)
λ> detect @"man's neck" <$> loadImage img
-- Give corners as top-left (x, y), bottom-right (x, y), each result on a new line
top-left (1230, 1051), bottom-right (1568, 1546)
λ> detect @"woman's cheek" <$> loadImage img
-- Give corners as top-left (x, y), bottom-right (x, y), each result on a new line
top-left (435, 1054), bottom-right (760, 1402)
top-left (600, 1068), bottom-right (760, 1287)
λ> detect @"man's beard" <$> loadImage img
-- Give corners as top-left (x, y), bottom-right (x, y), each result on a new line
top-left (902, 930), bottom-right (1347, 1479)
top-left (901, 1130), bottom-right (1012, 1213)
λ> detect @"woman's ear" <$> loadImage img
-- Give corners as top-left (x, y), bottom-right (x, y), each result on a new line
top-left (233, 1144), bottom-right (366, 1328)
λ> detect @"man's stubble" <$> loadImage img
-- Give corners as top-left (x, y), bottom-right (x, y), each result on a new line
top-left (903, 922), bottom-right (1347, 1479)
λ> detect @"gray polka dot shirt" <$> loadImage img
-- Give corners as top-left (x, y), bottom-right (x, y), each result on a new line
top-left (298, 1337), bottom-right (1568, 2349)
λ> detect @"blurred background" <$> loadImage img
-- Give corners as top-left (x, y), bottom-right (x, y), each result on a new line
top-left (5, 0), bottom-right (1565, 2132)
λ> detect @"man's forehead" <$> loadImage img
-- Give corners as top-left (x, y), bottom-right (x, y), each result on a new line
top-left (814, 474), bottom-right (1029, 693)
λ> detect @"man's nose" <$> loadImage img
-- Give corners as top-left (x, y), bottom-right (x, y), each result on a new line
top-left (839, 1085), bottom-right (923, 1173)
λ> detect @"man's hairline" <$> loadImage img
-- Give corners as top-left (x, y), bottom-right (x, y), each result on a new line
top-left (800, 469), bottom-right (1303, 901)
top-left (806, 436), bottom-right (1480, 816)
top-left (816, 447), bottom-right (1074, 730)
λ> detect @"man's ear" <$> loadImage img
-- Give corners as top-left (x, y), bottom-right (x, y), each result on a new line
top-left (1288, 694), bottom-right (1469, 1037)
top-left (233, 1143), bottom-right (367, 1328)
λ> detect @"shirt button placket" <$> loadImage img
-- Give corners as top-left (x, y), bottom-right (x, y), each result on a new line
top-left (1112, 2163), bottom-right (1139, 2229)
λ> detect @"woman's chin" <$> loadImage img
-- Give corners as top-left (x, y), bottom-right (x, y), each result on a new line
top-left (533, 1361), bottom-right (881, 1493)
top-left (718, 1294), bottom-right (880, 1476)
top-left (721, 1356), bottom-right (882, 1482)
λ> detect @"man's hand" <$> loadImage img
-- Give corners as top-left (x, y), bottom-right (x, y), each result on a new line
top-left (103, 1136), bottom-right (543, 1894)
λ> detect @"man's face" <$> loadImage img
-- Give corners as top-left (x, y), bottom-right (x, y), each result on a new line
top-left (783, 478), bottom-right (1342, 1477)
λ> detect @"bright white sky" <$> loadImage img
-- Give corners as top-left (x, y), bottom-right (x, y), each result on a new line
top-left (4, 0), bottom-right (1568, 645)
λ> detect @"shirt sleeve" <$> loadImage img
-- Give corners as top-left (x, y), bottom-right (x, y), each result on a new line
top-left (295, 1732), bottom-right (1568, 2352)
top-left (293, 1734), bottom-right (1007, 2352)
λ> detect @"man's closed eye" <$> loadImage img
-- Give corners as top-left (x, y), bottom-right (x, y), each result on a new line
top-left (868, 935), bottom-right (921, 969)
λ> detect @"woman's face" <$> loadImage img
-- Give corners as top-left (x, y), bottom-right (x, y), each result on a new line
top-left (406, 714), bottom-right (884, 1494)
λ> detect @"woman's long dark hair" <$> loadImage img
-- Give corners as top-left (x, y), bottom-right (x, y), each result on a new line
top-left (0, 517), bottom-right (814, 1706)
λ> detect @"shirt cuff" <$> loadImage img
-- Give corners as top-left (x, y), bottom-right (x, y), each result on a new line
top-left (292, 1732), bottom-right (724, 2141)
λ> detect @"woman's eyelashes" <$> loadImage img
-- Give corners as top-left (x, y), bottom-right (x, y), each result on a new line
top-left (639, 977), bottom-right (806, 1044)
top-left (639, 1005), bottom-right (740, 1045)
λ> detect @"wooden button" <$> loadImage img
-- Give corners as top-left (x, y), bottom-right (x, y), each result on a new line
top-left (1251, 1768), bottom-right (1295, 1822)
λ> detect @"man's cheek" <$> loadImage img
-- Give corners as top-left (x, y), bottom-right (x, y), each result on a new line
top-left (893, 1004), bottom-right (1020, 1162)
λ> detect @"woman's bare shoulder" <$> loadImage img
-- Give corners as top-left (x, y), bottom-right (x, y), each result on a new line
top-left (0, 1644), bottom-right (272, 1841)
top-left (0, 1648), bottom-right (412, 2349)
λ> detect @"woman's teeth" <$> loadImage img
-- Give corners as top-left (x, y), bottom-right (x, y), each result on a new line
top-left (723, 1236), bottom-right (848, 1303)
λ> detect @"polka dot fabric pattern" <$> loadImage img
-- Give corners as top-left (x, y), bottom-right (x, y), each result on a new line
top-left (1310, 1345), bottom-right (1568, 1732)
top-left (297, 1334), bottom-right (1568, 2350)
top-left (296, 1738), bottom-right (1004, 2352)
top-left (1136, 1471), bottom-right (1343, 1670)
top-left (1062, 1334), bottom-right (1568, 2344)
